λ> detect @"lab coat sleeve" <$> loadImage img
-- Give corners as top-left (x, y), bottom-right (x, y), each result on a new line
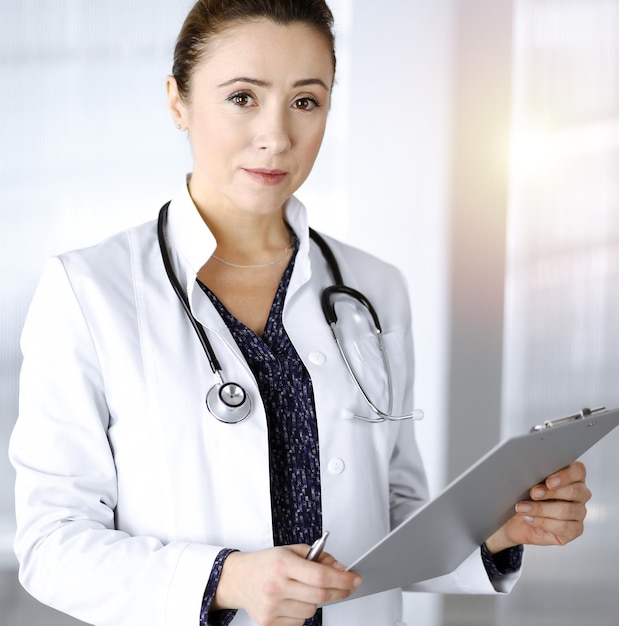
top-left (10, 257), bottom-right (221, 626)
top-left (406, 547), bottom-right (523, 594)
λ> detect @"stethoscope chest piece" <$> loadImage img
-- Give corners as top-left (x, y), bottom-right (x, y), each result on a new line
top-left (206, 382), bottom-right (252, 424)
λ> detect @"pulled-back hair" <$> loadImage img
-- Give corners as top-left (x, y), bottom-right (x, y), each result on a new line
top-left (172, 0), bottom-right (336, 102)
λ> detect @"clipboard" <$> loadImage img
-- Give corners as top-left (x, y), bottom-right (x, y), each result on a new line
top-left (341, 406), bottom-right (619, 601)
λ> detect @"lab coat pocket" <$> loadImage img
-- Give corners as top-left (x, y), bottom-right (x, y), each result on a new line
top-left (340, 332), bottom-right (390, 416)
top-left (339, 328), bottom-right (408, 419)
top-left (381, 330), bottom-right (411, 412)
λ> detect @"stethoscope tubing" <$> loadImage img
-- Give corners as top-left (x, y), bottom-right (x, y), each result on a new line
top-left (158, 204), bottom-right (253, 423)
top-left (157, 202), bottom-right (223, 377)
top-left (158, 203), bottom-right (423, 424)
top-left (312, 226), bottom-right (422, 422)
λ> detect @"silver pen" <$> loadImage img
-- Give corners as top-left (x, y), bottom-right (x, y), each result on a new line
top-left (306, 530), bottom-right (329, 561)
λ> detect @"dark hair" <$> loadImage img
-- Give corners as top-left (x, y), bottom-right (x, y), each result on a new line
top-left (172, 0), bottom-right (336, 102)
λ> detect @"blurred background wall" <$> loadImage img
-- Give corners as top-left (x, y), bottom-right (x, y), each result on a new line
top-left (500, 1), bottom-right (619, 624)
top-left (1, 1), bottom-right (618, 625)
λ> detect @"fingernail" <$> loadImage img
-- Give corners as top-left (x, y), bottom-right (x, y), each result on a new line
top-left (516, 502), bottom-right (532, 513)
top-left (532, 487), bottom-right (545, 499)
top-left (353, 576), bottom-right (363, 588)
top-left (547, 477), bottom-right (561, 489)
top-left (524, 515), bottom-right (534, 523)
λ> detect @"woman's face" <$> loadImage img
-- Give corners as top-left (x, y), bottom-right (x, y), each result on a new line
top-left (168, 18), bottom-right (334, 219)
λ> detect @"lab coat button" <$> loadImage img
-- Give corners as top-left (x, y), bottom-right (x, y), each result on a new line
top-left (328, 458), bottom-right (345, 475)
top-left (309, 351), bottom-right (326, 365)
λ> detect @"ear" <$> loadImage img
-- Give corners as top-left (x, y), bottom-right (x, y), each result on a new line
top-left (166, 75), bottom-right (188, 130)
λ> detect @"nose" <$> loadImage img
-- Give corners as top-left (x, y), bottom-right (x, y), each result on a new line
top-left (252, 106), bottom-right (292, 155)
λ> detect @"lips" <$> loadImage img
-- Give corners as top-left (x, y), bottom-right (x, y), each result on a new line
top-left (243, 168), bottom-right (289, 186)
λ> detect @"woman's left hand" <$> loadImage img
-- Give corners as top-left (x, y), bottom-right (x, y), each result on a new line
top-left (485, 461), bottom-right (592, 555)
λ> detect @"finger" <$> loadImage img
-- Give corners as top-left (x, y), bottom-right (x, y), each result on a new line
top-left (289, 543), bottom-right (314, 560)
top-left (288, 543), bottom-right (340, 564)
top-left (284, 576), bottom-right (359, 607)
top-left (303, 560), bottom-right (361, 593)
top-left (259, 560), bottom-right (358, 612)
top-left (316, 552), bottom-right (347, 571)
top-left (544, 461), bottom-right (587, 491)
top-left (519, 514), bottom-right (585, 546)
top-left (516, 499), bottom-right (587, 522)
top-left (287, 544), bottom-right (344, 568)
top-left (530, 479), bottom-right (591, 503)
top-left (285, 546), bottom-right (362, 592)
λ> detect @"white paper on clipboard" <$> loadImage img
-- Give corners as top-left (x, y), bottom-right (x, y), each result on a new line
top-left (339, 406), bottom-right (619, 602)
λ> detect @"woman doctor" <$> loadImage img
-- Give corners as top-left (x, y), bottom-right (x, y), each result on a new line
top-left (10, 1), bottom-right (591, 625)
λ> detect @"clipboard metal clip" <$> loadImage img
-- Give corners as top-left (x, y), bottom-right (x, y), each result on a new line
top-left (531, 406), bottom-right (606, 432)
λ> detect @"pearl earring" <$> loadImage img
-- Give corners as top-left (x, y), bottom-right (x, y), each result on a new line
top-left (177, 124), bottom-right (182, 130)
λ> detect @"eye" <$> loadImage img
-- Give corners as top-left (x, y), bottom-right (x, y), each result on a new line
top-left (226, 91), bottom-right (255, 107)
top-left (293, 97), bottom-right (321, 111)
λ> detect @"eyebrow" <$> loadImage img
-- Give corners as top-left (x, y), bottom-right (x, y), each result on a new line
top-left (218, 77), bottom-right (330, 91)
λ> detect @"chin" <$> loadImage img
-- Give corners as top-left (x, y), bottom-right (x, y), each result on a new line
top-left (233, 189), bottom-right (294, 216)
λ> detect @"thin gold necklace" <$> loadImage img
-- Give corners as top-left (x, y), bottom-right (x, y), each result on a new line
top-left (211, 244), bottom-right (292, 269)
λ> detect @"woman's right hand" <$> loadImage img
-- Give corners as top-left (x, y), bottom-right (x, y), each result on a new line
top-left (212, 544), bottom-right (362, 625)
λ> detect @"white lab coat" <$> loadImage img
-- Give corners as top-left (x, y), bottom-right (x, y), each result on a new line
top-left (10, 182), bottom-right (519, 626)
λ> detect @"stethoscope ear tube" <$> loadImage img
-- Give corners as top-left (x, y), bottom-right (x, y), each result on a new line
top-left (158, 204), bottom-right (252, 423)
top-left (157, 204), bottom-right (223, 374)
top-left (321, 285), bottom-right (383, 332)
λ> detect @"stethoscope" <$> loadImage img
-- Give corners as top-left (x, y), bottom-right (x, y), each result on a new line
top-left (157, 202), bottom-right (424, 425)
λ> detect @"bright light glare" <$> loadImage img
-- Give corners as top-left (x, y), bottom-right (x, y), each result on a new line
top-left (510, 118), bottom-right (619, 173)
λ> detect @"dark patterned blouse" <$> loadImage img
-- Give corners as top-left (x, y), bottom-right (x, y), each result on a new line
top-left (199, 237), bottom-right (322, 626)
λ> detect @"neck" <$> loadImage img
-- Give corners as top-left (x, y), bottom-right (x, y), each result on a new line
top-left (187, 182), bottom-right (291, 262)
